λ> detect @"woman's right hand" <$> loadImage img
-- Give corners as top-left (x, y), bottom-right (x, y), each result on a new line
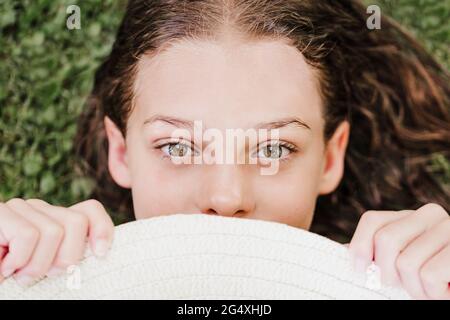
top-left (0, 198), bottom-right (114, 287)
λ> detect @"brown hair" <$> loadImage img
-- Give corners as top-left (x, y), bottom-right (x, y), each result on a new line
top-left (74, 0), bottom-right (450, 242)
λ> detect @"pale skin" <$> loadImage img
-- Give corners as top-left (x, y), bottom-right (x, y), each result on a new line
top-left (0, 38), bottom-right (448, 299)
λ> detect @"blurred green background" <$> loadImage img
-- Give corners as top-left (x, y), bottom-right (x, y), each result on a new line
top-left (0, 0), bottom-right (449, 218)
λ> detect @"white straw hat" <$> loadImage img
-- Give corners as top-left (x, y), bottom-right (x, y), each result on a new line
top-left (0, 214), bottom-right (411, 300)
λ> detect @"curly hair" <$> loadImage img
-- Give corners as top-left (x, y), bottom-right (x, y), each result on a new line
top-left (74, 0), bottom-right (450, 242)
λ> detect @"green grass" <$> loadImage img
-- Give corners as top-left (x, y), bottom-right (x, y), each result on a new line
top-left (1, 0), bottom-right (449, 217)
top-left (0, 0), bottom-right (126, 210)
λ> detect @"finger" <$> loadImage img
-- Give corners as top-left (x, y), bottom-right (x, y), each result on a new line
top-left (398, 219), bottom-right (450, 300)
top-left (26, 199), bottom-right (89, 275)
top-left (348, 210), bottom-right (411, 272)
top-left (6, 199), bottom-right (63, 286)
top-left (374, 204), bottom-right (447, 287)
top-left (70, 199), bottom-right (114, 257)
top-left (0, 202), bottom-right (39, 278)
top-left (420, 244), bottom-right (450, 300)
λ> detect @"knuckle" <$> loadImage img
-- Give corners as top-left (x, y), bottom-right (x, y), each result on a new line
top-left (6, 198), bottom-right (25, 207)
top-left (42, 224), bottom-right (64, 242)
top-left (420, 203), bottom-right (447, 217)
top-left (25, 198), bottom-right (48, 206)
top-left (360, 210), bottom-right (380, 224)
top-left (85, 199), bottom-right (105, 213)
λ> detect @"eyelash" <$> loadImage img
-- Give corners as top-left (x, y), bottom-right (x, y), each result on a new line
top-left (259, 141), bottom-right (298, 163)
top-left (154, 140), bottom-right (299, 162)
top-left (154, 139), bottom-right (198, 160)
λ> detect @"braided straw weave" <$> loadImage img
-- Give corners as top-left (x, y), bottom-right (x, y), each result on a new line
top-left (0, 214), bottom-right (411, 299)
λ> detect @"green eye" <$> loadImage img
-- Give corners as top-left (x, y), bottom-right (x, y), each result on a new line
top-left (256, 142), bottom-right (296, 160)
top-left (261, 144), bottom-right (282, 159)
top-left (161, 142), bottom-right (193, 158)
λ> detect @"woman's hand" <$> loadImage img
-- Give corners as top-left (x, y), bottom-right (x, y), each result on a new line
top-left (0, 198), bottom-right (114, 287)
top-left (348, 203), bottom-right (450, 300)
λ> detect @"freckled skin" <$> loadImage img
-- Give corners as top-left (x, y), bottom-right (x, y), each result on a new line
top-left (105, 38), bottom-right (350, 231)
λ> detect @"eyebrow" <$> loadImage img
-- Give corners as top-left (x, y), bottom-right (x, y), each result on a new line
top-left (143, 115), bottom-right (194, 129)
top-left (143, 115), bottom-right (311, 130)
top-left (254, 117), bottom-right (311, 130)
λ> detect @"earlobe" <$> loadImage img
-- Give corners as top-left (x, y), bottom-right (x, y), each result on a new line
top-left (104, 116), bottom-right (132, 189)
top-left (318, 121), bottom-right (350, 195)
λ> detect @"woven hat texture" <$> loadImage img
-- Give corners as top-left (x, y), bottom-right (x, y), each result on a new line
top-left (0, 214), bottom-right (411, 299)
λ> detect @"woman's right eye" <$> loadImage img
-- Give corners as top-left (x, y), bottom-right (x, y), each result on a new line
top-left (159, 142), bottom-right (196, 158)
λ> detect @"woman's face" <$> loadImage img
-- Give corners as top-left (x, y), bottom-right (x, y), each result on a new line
top-left (105, 38), bottom-right (349, 230)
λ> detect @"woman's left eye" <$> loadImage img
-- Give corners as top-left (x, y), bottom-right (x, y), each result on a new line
top-left (255, 142), bottom-right (296, 160)
top-left (156, 140), bottom-right (198, 159)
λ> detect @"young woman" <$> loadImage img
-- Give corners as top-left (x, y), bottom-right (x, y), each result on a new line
top-left (0, 0), bottom-right (449, 299)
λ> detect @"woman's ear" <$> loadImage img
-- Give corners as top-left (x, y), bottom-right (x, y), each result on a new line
top-left (318, 120), bottom-right (350, 195)
top-left (104, 116), bottom-right (132, 189)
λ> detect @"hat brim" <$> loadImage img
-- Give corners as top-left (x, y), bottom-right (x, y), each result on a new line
top-left (0, 214), bottom-right (411, 300)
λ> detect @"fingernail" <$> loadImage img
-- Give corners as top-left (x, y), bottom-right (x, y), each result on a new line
top-left (46, 267), bottom-right (65, 278)
top-left (14, 275), bottom-right (36, 288)
top-left (353, 257), bottom-right (368, 273)
top-left (93, 239), bottom-right (109, 257)
top-left (2, 267), bottom-right (15, 278)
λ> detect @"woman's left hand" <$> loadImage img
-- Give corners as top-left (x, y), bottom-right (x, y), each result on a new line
top-left (348, 203), bottom-right (450, 300)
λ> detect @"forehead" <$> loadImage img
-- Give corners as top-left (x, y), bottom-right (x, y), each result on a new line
top-left (131, 39), bottom-right (323, 130)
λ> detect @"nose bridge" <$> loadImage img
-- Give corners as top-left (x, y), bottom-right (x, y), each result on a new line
top-left (197, 164), bottom-right (254, 217)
